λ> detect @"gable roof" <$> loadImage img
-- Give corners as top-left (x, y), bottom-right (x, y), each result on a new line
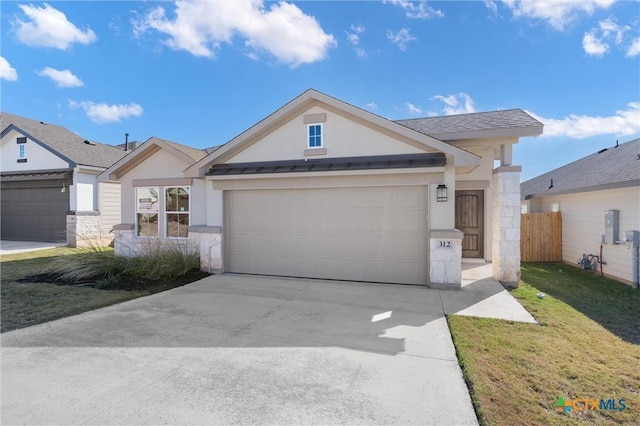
top-left (1, 112), bottom-right (128, 169)
top-left (521, 138), bottom-right (640, 198)
top-left (395, 109), bottom-right (543, 140)
top-left (99, 136), bottom-right (213, 181)
top-left (185, 89), bottom-right (483, 177)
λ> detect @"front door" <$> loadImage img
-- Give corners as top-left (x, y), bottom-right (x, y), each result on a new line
top-left (455, 190), bottom-right (484, 258)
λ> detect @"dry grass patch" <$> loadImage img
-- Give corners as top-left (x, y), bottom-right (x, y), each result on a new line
top-left (1, 247), bottom-right (206, 333)
top-left (448, 263), bottom-right (640, 425)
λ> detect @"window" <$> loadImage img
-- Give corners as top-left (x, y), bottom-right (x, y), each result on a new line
top-left (136, 187), bottom-right (159, 237)
top-left (165, 187), bottom-right (189, 238)
top-left (17, 137), bottom-right (27, 162)
top-left (308, 123), bottom-right (322, 148)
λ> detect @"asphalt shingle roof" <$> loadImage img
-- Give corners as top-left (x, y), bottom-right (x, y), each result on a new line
top-left (395, 109), bottom-right (543, 139)
top-left (521, 138), bottom-right (640, 197)
top-left (1, 112), bottom-right (128, 168)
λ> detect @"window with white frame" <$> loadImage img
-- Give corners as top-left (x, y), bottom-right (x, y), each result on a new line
top-left (165, 187), bottom-right (190, 238)
top-left (136, 187), bottom-right (159, 237)
top-left (17, 136), bottom-right (27, 162)
top-left (308, 123), bottom-right (323, 148)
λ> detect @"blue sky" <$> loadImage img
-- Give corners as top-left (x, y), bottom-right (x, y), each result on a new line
top-left (1, 0), bottom-right (639, 181)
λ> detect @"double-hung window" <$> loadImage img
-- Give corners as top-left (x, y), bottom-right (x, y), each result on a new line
top-left (165, 187), bottom-right (189, 238)
top-left (308, 123), bottom-right (323, 148)
top-left (135, 186), bottom-right (190, 238)
top-left (136, 187), bottom-right (159, 237)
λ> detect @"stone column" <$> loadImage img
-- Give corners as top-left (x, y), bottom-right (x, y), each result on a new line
top-left (429, 229), bottom-right (463, 289)
top-left (492, 166), bottom-right (522, 288)
top-left (189, 226), bottom-right (223, 274)
top-left (113, 224), bottom-right (136, 257)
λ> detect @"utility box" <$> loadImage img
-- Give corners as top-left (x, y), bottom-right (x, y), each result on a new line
top-left (605, 210), bottom-right (619, 244)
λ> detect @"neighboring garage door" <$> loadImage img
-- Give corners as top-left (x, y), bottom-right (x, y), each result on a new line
top-left (226, 186), bottom-right (428, 285)
top-left (1, 182), bottom-right (69, 242)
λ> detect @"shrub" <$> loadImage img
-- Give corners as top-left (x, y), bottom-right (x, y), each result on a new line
top-left (44, 239), bottom-right (200, 284)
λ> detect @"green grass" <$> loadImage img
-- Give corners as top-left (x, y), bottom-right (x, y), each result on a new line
top-left (1, 247), bottom-right (204, 333)
top-left (448, 263), bottom-right (640, 425)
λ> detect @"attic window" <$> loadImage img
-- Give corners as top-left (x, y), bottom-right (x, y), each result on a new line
top-left (308, 123), bottom-right (323, 148)
top-left (16, 137), bottom-right (26, 144)
top-left (18, 144), bottom-right (27, 163)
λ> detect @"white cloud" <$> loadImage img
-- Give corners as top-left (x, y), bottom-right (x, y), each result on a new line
top-left (366, 102), bottom-right (378, 110)
top-left (384, 0), bottom-right (444, 19)
top-left (484, 0), bottom-right (498, 15)
top-left (431, 93), bottom-right (476, 115)
top-left (133, 0), bottom-right (336, 68)
top-left (583, 17), bottom-right (633, 57)
top-left (37, 67), bottom-right (84, 88)
top-left (583, 32), bottom-right (608, 56)
top-left (530, 102), bottom-right (640, 138)
top-left (406, 102), bottom-right (423, 115)
top-left (386, 28), bottom-right (416, 51)
top-left (346, 24), bottom-right (367, 57)
top-left (12, 3), bottom-right (97, 49)
top-left (69, 100), bottom-right (143, 124)
top-left (0, 57), bottom-right (18, 81)
top-left (627, 37), bottom-right (640, 57)
top-left (502, 0), bottom-right (615, 31)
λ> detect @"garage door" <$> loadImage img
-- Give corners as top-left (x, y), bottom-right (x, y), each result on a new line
top-left (226, 186), bottom-right (428, 285)
top-left (1, 184), bottom-right (69, 242)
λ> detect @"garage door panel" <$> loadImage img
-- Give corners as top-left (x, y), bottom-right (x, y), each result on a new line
top-left (226, 186), bottom-right (428, 285)
top-left (1, 185), bottom-right (68, 242)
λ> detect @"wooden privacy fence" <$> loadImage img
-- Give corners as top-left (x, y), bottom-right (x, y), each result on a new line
top-left (521, 212), bottom-right (562, 262)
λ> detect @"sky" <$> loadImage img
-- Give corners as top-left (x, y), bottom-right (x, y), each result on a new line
top-left (1, 0), bottom-right (639, 181)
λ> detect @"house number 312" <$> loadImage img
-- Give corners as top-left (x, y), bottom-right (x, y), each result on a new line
top-left (438, 240), bottom-right (452, 248)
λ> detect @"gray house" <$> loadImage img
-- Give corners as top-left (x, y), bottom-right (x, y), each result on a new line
top-left (521, 138), bottom-right (640, 285)
top-left (1, 112), bottom-right (129, 245)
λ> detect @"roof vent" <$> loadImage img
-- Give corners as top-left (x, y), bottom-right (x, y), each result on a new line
top-left (597, 148), bottom-right (608, 154)
top-left (40, 121), bottom-right (47, 125)
top-left (83, 140), bottom-right (96, 146)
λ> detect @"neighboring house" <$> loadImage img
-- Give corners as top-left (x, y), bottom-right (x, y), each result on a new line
top-left (521, 138), bottom-right (640, 286)
top-left (1, 112), bottom-right (129, 246)
top-left (100, 89), bottom-right (543, 288)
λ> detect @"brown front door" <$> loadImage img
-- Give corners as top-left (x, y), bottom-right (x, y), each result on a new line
top-left (455, 190), bottom-right (484, 258)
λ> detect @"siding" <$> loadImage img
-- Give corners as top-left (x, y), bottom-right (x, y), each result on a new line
top-left (99, 182), bottom-right (121, 235)
top-left (529, 186), bottom-right (640, 283)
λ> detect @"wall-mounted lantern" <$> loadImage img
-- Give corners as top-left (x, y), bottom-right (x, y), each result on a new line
top-left (436, 184), bottom-right (448, 202)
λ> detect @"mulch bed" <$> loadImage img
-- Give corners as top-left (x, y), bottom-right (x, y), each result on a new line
top-left (17, 270), bottom-right (210, 292)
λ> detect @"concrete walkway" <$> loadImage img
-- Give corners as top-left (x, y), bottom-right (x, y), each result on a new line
top-left (0, 240), bottom-right (67, 256)
top-left (1, 264), bottom-right (534, 425)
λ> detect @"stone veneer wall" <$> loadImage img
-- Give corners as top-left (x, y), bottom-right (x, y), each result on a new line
top-left (112, 224), bottom-right (198, 257)
top-left (66, 212), bottom-right (112, 248)
top-left (492, 166), bottom-right (522, 287)
top-left (188, 226), bottom-right (223, 274)
top-left (429, 229), bottom-right (463, 289)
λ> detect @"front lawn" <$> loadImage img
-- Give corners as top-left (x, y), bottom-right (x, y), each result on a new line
top-left (1, 247), bottom-right (206, 333)
top-left (448, 263), bottom-right (640, 425)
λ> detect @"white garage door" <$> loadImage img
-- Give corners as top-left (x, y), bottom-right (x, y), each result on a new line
top-left (226, 186), bottom-right (428, 285)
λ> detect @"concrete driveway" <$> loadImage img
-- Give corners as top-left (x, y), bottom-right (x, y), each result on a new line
top-left (1, 271), bottom-right (530, 425)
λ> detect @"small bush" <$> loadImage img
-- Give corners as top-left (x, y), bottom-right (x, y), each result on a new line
top-left (44, 240), bottom-right (201, 285)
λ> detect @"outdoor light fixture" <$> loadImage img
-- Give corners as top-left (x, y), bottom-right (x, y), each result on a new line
top-left (61, 182), bottom-right (66, 193)
top-left (436, 184), bottom-right (448, 202)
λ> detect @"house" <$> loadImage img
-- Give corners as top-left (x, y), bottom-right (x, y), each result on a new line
top-left (1, 112), bottom-right (129, 246)
top-left (521, 138), bottom-right (640, 286)
top-left (100, 89), bottom-right (543, 288)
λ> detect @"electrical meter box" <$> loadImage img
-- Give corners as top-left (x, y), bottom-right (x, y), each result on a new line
top-left (604, 210), bottom-right (619, 244)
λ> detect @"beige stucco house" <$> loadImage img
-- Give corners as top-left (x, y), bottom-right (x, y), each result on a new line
top-left (521, 138), bottom-right (640, 286)
top-left (100, 89), bottom-right (543, 288)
